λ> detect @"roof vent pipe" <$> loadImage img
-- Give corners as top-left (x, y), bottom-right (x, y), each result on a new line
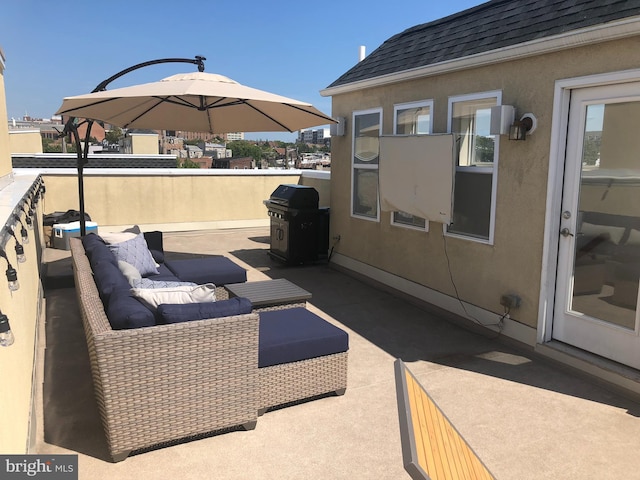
top-left (359, 46), bottom-right (366, 62)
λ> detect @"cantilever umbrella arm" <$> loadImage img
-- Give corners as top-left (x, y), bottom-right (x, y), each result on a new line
top-left (61, 56), bottom-right (207, 235)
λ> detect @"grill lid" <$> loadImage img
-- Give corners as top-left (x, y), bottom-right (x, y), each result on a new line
top-left (267, 184), bottom-right (319, 209)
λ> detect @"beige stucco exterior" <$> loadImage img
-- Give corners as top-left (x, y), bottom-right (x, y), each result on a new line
top-left (0, 50), bottom-right (11, 178)
top-left (0, 48), bottom-right (45, 455)
top-left (41, 172), bottom-right (310, 231)
top-left (327, 36), bottom-right (640, 332)
top-left (9, 130), bottom-right (43, 154)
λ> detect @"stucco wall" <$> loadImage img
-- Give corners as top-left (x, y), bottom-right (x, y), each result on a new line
top-left (329, 37), bottom-right (640, 329)
top-left (0, 195), bottom-right (43, 454)
top-left (9, 131), bottom-right (43, 154)
top-left (40, 170), bottom-right (304, 231)
top-left (0, 45), bottom-right (45, 455)
top-left (298, 171), bottom-right (331, 208)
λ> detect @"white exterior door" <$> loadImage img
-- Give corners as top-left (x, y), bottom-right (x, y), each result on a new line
top-left (553, 82), bottom-right (640, 369)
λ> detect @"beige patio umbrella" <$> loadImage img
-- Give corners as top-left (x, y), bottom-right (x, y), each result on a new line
top-left (55, 71), bottom-right (335, 133)
top-left (55, 67), bottom-right (335, 234)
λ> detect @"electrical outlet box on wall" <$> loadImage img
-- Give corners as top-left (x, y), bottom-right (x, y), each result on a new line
top-left (330, 117), bottom-right (346, 136)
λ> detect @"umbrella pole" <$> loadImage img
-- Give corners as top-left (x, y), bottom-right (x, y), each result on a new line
top-left (70, 122), bottom-right (90, 236)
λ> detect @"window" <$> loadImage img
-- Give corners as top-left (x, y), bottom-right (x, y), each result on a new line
top-left (352, 109), bottom-right (382, 220)
top-left (392, 100), bottom-right (433, 230)
top-left (447, 92), bottom-right (500, 242)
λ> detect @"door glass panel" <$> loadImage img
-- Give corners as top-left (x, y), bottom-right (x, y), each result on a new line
top-left (571, 101), bottom-right (640, 329)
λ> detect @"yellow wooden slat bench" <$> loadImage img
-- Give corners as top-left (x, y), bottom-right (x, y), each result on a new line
top-left (394, 359), bottom-right (496, 480)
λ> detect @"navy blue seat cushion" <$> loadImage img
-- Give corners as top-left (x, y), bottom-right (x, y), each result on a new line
top-left (258, 308), bottom-right (349, 368)
top-left (93, 260), bottom-right (131, 302)
top-left (165, 257), bottom-right (247, 285)
top-left (107, 288), bottom-right (156, 329)
top-left (156, 297), bottom-right (253, 325)
top-left (146, 263), bottom-right (181, 282)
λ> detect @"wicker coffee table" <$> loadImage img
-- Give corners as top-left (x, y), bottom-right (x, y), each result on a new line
top-left (224, 278), bottom-right (312, 311)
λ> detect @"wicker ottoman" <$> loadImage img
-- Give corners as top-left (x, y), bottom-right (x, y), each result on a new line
top-left (258, 307), bottom-right (348, 413)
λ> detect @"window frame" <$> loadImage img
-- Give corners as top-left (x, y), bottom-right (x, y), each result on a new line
top-left (445, 90), bottom-right (502, 244)
top-left (391, 99), bottom-right (434, 231)
top-left (351, 107), bottom-right (383, 222)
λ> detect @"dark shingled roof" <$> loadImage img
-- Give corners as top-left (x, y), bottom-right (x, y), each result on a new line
top-left (12, 155), bottom-right (177, 169)
top-left (328, 0), bottom-right (640, 88)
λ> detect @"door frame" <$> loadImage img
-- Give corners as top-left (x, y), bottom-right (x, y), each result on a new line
top-left (538, 67), bottom-right (640, 345)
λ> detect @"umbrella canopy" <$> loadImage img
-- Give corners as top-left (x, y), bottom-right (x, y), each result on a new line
top-left (55, 72), bottom-right (335, 133)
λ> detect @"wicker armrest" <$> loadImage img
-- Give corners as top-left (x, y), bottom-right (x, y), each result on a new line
top-left (91, 304), bottom-right (259, 458)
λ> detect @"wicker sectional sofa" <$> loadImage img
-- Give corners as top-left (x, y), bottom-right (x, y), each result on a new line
top-left (69, 234), bottom-right (348, 462)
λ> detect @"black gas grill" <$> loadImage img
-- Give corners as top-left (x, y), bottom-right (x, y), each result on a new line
top-left (264, 184), bottom-right (329, 264)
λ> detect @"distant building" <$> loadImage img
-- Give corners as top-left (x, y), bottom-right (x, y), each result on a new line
top-left (298, 127), bottom-right (330, 145)
top-left (199, 142), bottom-right (232, 159)
top-left (160, 135), bottom-right (183, 156)
top-left (121, 131), bottom-right (159, 155)
top-left (185, 144), bottom-right (203, 158)
top-left (189, 156), bottom-right (213, 169)
top-left (162, 130), bottom-right (243, 142)
top-left (298, 152), bottom-right (331, 169)
top-left (58, 116), bottom-right (106, 143)
top-left (225, 132), bottom-right (244, 141)
top-left (213, 156), bottom-right (252, 169)
top-left (9, 115), bottom-right (63, 151)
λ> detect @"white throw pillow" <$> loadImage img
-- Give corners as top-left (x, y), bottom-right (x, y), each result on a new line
top-left (117, 260), bottom-right (142, 286)
top-left (100, 225), bottom-right (142, 244)
top-left (131, 283), bottom-right (217, 310)
top-left (101, 231), bottom-right (138, 244)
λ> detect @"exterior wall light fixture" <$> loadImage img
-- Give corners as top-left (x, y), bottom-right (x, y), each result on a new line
top-left (0, 311), bottom-right (14, 347)
top-left (509, 113), bottom-right (537, 141)
top-left (7, 229), bottom-right (26, 264)
top-left (13, 215), bottom-right (29, 245)
top-left (0, 248), bottom-right (19, 292)
top-left (24, 203), bottom-right (35, 229)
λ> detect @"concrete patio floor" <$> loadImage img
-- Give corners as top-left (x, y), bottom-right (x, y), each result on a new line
top-left (37, 227), bottom-right (640, 480)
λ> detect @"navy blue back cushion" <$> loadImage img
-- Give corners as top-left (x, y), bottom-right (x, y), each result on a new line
top-left (82, 234), bottom-right (107, 259)
top-left (143, 231), bottom-right (165, 264)
top-left (93, 260), bottom-right (131, 302)
top-left (89, 246), bottom-right (118, 271)
top-left (156, 297), bottom-right (253, 324)
top-left (83, 235), bottom-right (118, 271)
top-left (165, 257), bottom-right (247, 285)
top-left (258, 308), bottom-right (349, 368)
top-left (107, 289), bottom-right (156, 329)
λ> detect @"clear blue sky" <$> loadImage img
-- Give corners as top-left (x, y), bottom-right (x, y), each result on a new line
top-left (1, 0), bottom-right (484, 142)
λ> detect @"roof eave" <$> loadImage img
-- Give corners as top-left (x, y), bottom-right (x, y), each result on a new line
top-left (320, 16), bottom-right (640, 97)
